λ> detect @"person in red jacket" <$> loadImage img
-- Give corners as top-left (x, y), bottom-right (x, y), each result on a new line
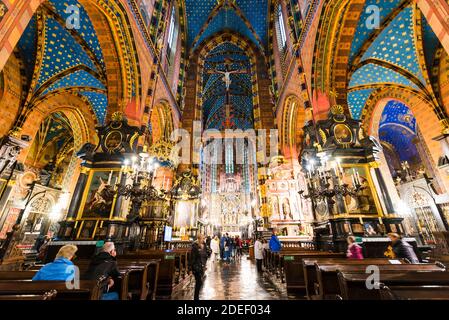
top-left (346, 236), bottom-right (364, 259)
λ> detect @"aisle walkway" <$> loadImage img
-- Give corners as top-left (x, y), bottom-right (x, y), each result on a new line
top-left (174, 256), bottom-right (290, 300)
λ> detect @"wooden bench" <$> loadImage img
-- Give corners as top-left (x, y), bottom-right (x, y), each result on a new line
top-left (121, 250), bottom-right (189, 299)
top-left (73, 258), bottom-right (160, 300)
top-left (0, 279), bottom-right (107, 300)
top-left (379, 284), bottom-right (449, 300)
top-left (275, 252), bottom-right (345, 295)
top-left (0, 290), bottom-right (57, 300)
top-left (303, 258), bottom-right (407, 299)
top-left (338, 271), bottom-right (449, 300)
top-left (316, 263), bottom-right (445, 300)
top-left (0, 271), bottom-right (37, 280)
top-left (21, 260), bottom-right (157, 301)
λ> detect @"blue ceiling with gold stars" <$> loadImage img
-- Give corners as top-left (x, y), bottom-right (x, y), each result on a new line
top-left (17, 0), bottom-right (107, 124)
top-left (186, 0), bottom-right (267, 51)
top-left (347, 3), bottom-right (439, 121)
top-left (202, 42), bottom-right (254, 130)
top-left (379, 100), bottom-right (420, 163)
top-left (360, 7), bottom-right (425, 84)
top-left (349, 0), bottom-right (402, 63)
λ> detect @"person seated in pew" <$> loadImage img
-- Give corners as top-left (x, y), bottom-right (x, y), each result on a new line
top-left (84, 242), bottom-right (120, 300)
top-left (388, 233), bottom-right (419, 263)
top-left (32, 245), bottom-right (78, 282)
top-left (346, 236), bottom-right (363, 260)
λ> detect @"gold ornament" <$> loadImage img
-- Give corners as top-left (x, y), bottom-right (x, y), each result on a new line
top-left (111, 112), bottom-right (123, 122)
top-left (330, 104), bottom-right (344, 115)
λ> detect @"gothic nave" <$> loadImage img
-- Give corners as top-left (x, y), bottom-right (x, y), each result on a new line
top-left (0, 0), bottom-right (449, 305)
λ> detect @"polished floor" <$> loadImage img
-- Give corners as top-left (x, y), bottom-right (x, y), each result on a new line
top-left (174, 255), bottom-right (292, 300)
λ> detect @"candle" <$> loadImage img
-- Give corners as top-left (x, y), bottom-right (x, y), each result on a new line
top-left (359, 217), bottom-right (363, 224)
top-left (378, 217), bottom-right (383, 224)
top-left (107, 170), bottom-right (113, 185)
top-left (356, 171), bottom-right (361, 185)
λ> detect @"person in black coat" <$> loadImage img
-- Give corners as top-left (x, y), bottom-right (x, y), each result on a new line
top-left (190, 234), bottom-right (208, 300)
top-left (388, 233), bottom-right (419, 263)
top-left (84, 242), bottom-right (121, 299)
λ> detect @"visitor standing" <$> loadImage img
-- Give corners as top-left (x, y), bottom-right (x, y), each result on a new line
top-left (254, 237), bottom-right (263, 273)
top-left (190, 234), bottom-right (208, 300)
top-left (269, 230), bottom-right (282, 253)
top-left (210, 235), bottom-right (220, 262)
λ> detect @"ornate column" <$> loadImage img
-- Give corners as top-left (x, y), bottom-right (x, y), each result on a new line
top-left (0, 0), bottom-right (45, 71)
top-left (417, 0), bottom-right (449, 55)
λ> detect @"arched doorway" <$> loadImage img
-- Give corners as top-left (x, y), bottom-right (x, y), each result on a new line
top-left (376, 100), bottom-right (447, 244)
top-left (25, 112), bottom-right (75, 189)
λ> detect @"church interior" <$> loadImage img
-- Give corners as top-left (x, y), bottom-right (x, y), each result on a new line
top-left (0, 0), bottom-right (449, 301)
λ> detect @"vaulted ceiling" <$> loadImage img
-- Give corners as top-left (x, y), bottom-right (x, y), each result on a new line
top-left (185, 0), bottom-right (268, 53)
top-left (347, 1), bottom-right (440, 120)
top-left (17, 0), bottom-right (108, 124)
top-left (379, 100), bottom-right (420, 163)
top-left (202, 42), bottom-right (254, 130)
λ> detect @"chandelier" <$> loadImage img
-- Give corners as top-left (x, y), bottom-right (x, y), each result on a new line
top-left (298, 156), bottom-right (365, 215)
top-left (114, 148), bottom-right (167, 221)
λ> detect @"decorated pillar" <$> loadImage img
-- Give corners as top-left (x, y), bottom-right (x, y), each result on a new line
top-left (58, 113), bottom-right (143, 246)
top-left (417, 0), bottom-right (449, 55)
top-left (300, 105), bottom-right (406, 253)
top-left (0, 0), bottom-right (45, 71)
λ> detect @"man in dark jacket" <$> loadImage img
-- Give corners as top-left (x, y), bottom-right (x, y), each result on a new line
top-left (190, 235), bottom-right (208, 300)
top-left (388, 233), bottom-right (419, 263)
top-left (84, 242), bottom-right (120, 299)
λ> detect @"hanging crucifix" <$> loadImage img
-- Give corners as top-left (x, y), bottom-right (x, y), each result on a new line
top-left (207, 58), bottom-right (249, 129)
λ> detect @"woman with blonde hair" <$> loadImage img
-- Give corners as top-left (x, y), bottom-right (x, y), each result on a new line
top-left (32, 244), bottom-right (78, 281)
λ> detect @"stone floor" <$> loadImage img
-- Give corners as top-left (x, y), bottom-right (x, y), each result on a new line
top-left (173, 255), bottom-right (298, 300)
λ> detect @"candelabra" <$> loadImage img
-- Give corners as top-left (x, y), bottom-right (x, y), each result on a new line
top-left (115, 151), bottom-right (168, 222)
top-left (298, 158), bottom-right (365, 216)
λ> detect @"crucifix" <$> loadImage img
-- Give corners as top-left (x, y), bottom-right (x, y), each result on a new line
top-left (207, 58), bottom-right (249, 129)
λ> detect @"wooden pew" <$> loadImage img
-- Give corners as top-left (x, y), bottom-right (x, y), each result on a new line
top-left (379, 284), bottom-right (449, 300)
top-left (303, 258), bottom-right (406, 299)
top-left (316, 263), bottom-right (445, 300)
top-left (0, 290), bottom-right (57, 300)
top-left (117, 259), bottom-right (160, 300)
top-left (0, 271), bottom-right (37, 280)
top-left (121, 250), bottom-right (189, 299)
top-left (277, 252), bottom-right (345, 295)
top-left (0, 279), bottom-right (106, 300)
top-left (73, 258), bottom-right (160, 300)
top-left (338, 271), bottom-right (449, 300)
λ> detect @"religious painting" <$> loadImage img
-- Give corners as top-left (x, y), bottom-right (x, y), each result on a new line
top-left (0, 207), bottom-right (20, 239)
top-left (136, 0), bottom-right (153, 27)
top-left (81, 170), bottom-right (120, 219)
top-left (174, 201), bottom-right (194, 228)
top-left (281, 198), bottom-right (293, 220)
top-left (333, 124), bottom-right (353, 145)
top-left (78, 220), bottom-right (97, 239)
top-left (108, 225), bottom-right (117, 238)
top-left (364, 222), bottom-right (380, 236)
top-left (351, 223), bottom-right (363, 234)
top-left (341, 166), bottom-right (378, 215)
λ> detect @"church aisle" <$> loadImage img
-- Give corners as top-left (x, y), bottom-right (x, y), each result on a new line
top-left (173, 256), bottom-right (291, 300)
